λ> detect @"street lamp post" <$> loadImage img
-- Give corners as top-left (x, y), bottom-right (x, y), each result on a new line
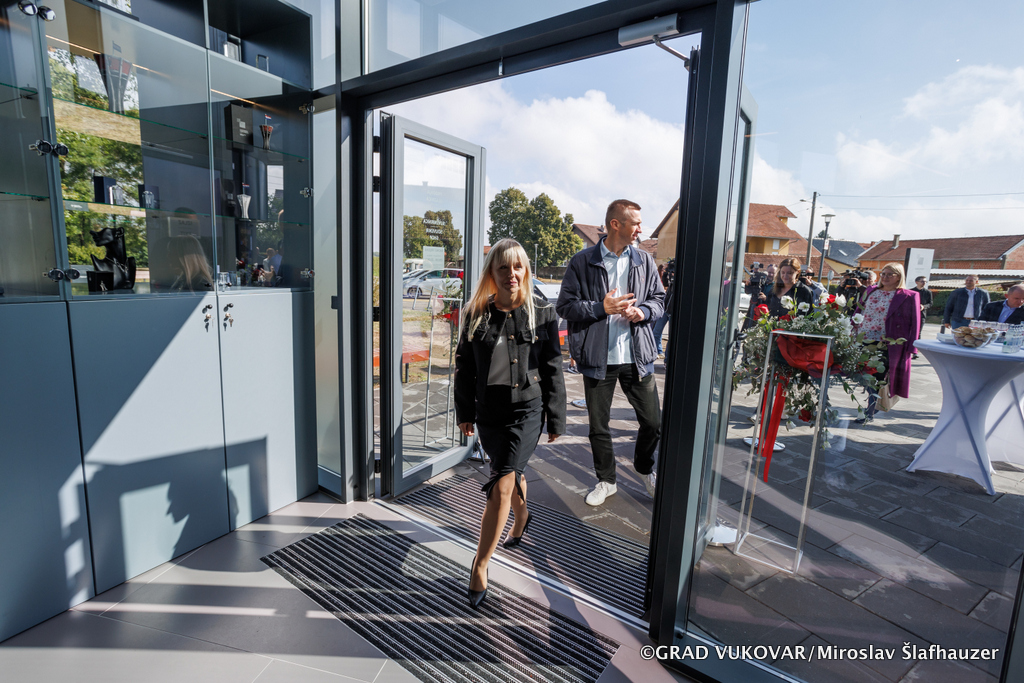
top-left (819, 213), bottom-right (835, 284)
top-left (802, 192), bottom-right (818, 269)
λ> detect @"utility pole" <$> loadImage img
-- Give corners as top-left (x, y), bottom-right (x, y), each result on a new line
top-left (534, 243), bottom-right (539, 273)
top-left (804, 191), bottom-right (817, 269)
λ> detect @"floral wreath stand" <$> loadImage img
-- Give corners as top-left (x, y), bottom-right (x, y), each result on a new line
top-left (732, 329), bottom-right (836, 574)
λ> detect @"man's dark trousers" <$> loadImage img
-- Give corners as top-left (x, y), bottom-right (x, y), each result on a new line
top-left (583, 364), bottom-right (661, 484)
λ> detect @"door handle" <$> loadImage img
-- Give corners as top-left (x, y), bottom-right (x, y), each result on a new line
top-left (43, 268), bottom-right (64, 281)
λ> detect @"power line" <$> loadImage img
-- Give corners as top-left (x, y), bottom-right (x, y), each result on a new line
top-left (825, 206), bottom-right (1024, 211)
top-left (823, 191), bottom-right (1024, 199)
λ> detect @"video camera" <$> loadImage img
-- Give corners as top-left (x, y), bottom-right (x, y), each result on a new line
top-left (841, 269), bottom-right (869, 289)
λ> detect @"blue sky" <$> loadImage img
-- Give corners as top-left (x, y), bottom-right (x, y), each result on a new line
top-left (389, 1), bottom-right (1024, 244)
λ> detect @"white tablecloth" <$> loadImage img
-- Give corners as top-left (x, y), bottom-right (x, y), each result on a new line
top-left (908, 339), bottom-right (1024, 494)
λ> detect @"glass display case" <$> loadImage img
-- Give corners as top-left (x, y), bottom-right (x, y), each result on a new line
top-left (0, 3), bottom-right (61, 301)
top-left (37, 0), bottom-right (312, 297)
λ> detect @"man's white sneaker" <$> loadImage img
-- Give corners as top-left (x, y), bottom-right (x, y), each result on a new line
top-left (643, 471), bottom-right (656, 498)
top-left (585, 481), bottom-right (617, 506)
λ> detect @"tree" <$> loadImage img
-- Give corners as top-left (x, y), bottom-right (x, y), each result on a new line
top-left (488, 187), bottom-right (583, 267)
top-left (816, 229), bottom-right (828, 239)
top-left (403, 209), bottom-right (462, 263)
top-left (488, 187), bottom-right (531, 246)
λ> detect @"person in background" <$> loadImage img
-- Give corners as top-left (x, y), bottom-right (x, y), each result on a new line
top-left (746, 262), bottom-right (769, 296)
top-left (168, 236), bottom-right (214, 292)
top-left (979, 283), bottom-right (1024, 325)
top-left (557, 199), bottom-right (665, 506)
top-left (454, 239), bottom-right (565, 609)
top-left (801, 268), bottom-right (826, 300)
top-left (943, 274), bottom-right (990, 331)
top-left (652, 271), bottom-right (673, 359)
top-left (912, 276), bottom-right (933, 359)
top-left (764, 257), bottom-right (815, 318)
top-left (853, 262), bottom-right (920, 424)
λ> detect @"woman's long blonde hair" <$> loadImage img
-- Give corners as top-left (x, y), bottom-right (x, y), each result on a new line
top-left (463, 238), bottom-right (537, 337)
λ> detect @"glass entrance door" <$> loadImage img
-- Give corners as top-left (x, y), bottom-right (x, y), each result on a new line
top-left (379, 114), bottom-right (485, 497)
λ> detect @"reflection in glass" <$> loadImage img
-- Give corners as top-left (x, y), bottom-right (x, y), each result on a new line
top-left (366, 0), bottom-right (603, 72)
top-left (46, 0), bottom-right (214, 296)
top-left (400, 139), bottom-right (467, 470)
top-left (0, 4), bottom-right (59, 300)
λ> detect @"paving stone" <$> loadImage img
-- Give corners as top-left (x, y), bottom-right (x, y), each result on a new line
top-left (969, 591), bottom-right (1015, 631)
top-left (923, 542), bottom-right (1020, 597)
top-left (689, 564), bottom-right (810, 647)
top-left (838, 459), bottom-right (940, 496)
top-left (816, 501), bottom-right (936, 555)
top-left (747, 573), bottom-right (924, 680)
top-left (795, 542), bottom-right (883, 600)
top-left (804, 479), bottom-right (902, 519)
top-left (828, 534), bottom-right (988, 614)
top-left (859, 482), bottom-right (977, 527)
top-left (961, 514), bottom-right (1024, 552)
top-left (853, 579), bottom-right (1005, 677)
top-left (697, 545), bottom-right (778, 592)
top-left (744, 488), bottom-right (857, 551)
top-left (900, 659), bottom-right (997, 683)
top-left (882, 508), bottom-right (1021, 567)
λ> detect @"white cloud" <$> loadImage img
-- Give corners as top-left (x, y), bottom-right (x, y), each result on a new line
top-left (388, 84), bottom-right (686, 232)
top-left (836, 65), bottom-right (1024, 187)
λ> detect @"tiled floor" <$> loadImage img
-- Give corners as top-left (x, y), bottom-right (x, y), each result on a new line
top-left (0, 492), bottom-right (694, 683)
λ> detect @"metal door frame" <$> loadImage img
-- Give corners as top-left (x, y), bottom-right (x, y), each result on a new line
top-left (379, 114), bottom-right (485, 497)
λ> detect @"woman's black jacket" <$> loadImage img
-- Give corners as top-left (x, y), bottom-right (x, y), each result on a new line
top-left (766, 282), bottom-right (816, 317)
top-left (454, 297), bottom-right (566, 435)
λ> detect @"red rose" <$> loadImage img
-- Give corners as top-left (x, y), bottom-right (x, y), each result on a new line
top-left (828, 294), bottom-right (836, 303)
top-left (799, 409), bottom-right (813, 422)
top-left (753, 304), bottom-right (770, 321)
top-left (865, 366), bottom-right (877, 375)
top-left (779, 314), bottom-right (793, 321)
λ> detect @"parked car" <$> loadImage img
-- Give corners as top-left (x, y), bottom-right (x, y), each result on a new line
top-left (406, 269), bottom-right (463, 297)
top-left (532, 278), bottom-right (561, 302)
top-left (402, 268), bottom-right (427, 283)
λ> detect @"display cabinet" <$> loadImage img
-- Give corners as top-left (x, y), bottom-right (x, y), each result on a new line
top-left (0, 3), bottom-right (61, 301)
top-left (39, 0), bottom-right (312, 297)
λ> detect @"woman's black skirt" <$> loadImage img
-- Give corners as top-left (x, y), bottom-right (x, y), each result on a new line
top-left (475, 384), bottom-right (544, 500)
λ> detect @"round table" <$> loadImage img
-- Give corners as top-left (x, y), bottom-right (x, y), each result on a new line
top-left (908, 339), bottom-right (1024, 494)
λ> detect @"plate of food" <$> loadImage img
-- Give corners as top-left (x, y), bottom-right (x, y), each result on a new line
top-left (951, 325), bottom-right (998, 349)
top-left (937, 332), bottom-right (957, 345)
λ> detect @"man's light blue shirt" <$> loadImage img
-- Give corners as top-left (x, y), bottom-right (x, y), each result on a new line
top-left (601, 240), bottom-right (635, 365)
top-left (999, 301), bottom-right (1017, 324)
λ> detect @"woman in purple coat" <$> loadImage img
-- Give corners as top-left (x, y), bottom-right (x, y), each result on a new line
top-left (853, 262), bottom-right (920, 423)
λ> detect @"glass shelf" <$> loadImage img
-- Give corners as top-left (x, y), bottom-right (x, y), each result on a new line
top-left (0, 81), bottom-right (39, 102)
top-left (212, 135), bottom-right (308, 162)
top-left (52, 96), bottom-right (209, 140)
top-left (1, 190), bottom-right (49, 202)
top-left (215, 214), bottom-right (309, 227)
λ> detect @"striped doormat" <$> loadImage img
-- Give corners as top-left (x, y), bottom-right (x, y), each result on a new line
top-left (391, 475), bottom-right (649, 620)
top-left (262, 515), bottom-right (619, 683)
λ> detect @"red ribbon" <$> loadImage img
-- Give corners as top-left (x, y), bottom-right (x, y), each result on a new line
top-left (757, 376), bottom-right (788, 481)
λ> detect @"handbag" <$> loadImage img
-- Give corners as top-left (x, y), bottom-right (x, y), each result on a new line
top-left (877, 381), bottom-right (901, 411)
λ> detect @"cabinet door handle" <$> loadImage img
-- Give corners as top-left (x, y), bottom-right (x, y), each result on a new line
top-left (43, 268), bottom-right (65, 281)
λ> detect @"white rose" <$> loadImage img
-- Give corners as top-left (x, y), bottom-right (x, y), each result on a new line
top-left (836, 295), bottom-right (847, 307)
top-left (818, 292), bottom-right (829, 304)
top-left (780, 296), bottom-right (795, 309)
top-left (852, 313), bottom-right (865, 325)
top-left (798, 302), bottom-right (811, 313)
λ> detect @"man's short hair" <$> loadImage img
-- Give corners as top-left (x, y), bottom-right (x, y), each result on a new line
top-left (605, 199), bottom-right (641, 229)
top-left (915, 276), bottom-right (926, 282)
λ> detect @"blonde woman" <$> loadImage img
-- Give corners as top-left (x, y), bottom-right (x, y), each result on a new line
top-left (454, 238), bottom-right (566, 609)
top-left (168, 235), bottom-right (214, 292)
top-left (853, 262), bottom-right (920, 423)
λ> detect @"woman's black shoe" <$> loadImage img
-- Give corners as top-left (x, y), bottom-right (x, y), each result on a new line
top-left (468, 555), bottom-right (488, 609)
top-left (503, 511), bottom-right (532, 549)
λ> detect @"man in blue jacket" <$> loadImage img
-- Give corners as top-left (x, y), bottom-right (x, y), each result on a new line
top-left (556, 199), bottom-right (665, 506)
top-left (943, 274), bottom-right (990, 330)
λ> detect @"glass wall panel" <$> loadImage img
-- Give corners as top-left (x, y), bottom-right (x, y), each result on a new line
top-left (0, 4), bottom-right (59, 300)
top-left (366, 0), bottom-right (602, 72)
top-left (682, 2), bottom-right (1024, 681)
top-left (45, 0), bottom-right (214, 296)
top-left (400, 138), bottom-right (467, 470)
top-left (209, 54), bottom-right (312, 291)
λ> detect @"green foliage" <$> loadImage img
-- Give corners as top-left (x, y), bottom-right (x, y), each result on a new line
top-left (58, 128), bottom-right (148, 267)
top-left (487, 187), bottom-right (583, 267)
top-left (403, 209), bottom-right (462, 263)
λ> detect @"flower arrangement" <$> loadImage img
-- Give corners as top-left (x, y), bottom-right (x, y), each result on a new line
top-left (734, 292), bottom-right (899, 446)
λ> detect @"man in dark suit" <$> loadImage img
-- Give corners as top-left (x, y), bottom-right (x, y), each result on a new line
top-left (943, 274), bottom-right (990, 330)
top-left (979, 284), bottom-right (1024, 325)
